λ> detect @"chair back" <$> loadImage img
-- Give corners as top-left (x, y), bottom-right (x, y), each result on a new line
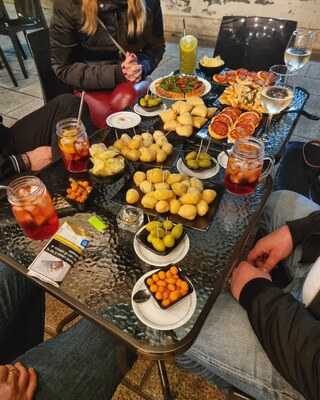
top-left (13, 0), bottom-right (47, 28)
top-left (27, 28), bottom-right (71, 103)
top-left (214, 16), bottom-right (297, 71)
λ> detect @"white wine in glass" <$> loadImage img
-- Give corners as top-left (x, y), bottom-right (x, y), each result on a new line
top-left (260, 86), bottom-right (294, 115)
top-left (285, 29), bottom-right (315, 72)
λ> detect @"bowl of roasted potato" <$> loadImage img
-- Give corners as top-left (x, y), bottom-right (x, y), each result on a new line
top-left (159, 97), bottom-right (217, 138)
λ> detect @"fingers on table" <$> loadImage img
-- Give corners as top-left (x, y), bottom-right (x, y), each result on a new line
top-left (26, 368), bottom-right (37, 398)
top-left (5, 365), bottom-right (19, 387)
top-left (15, 362), bottom-right (29, 391)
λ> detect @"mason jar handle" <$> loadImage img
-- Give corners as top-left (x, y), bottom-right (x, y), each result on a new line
top-left (259, 156), bottom-right (274, 182)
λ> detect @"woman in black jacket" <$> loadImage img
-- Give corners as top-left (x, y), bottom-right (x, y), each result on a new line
top-left (50, 0), bottom-right (165, 91)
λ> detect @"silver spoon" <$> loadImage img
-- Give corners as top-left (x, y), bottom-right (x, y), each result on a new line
top-left (133, 289), bottom-right (151, 303)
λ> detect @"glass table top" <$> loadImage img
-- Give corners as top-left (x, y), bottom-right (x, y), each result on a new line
top-left (0, 80), bottom-right (308, 357)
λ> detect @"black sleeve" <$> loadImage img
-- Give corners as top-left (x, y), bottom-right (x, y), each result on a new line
top-left (137, 0), bottom-right (165, 77)
top-left (287, 211), bottom-right (320, 263)
top-left (0, 154), bottom-right (27, 181)
top-left (240, 278), bottom-right (320, 400)
top-left (50, 1), bottom-right (125, 90)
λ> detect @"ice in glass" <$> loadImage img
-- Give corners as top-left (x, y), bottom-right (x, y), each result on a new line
top-left (8, 176), bottom-right (59, 240)
top-left (56, 119), bottom-right (90, 173)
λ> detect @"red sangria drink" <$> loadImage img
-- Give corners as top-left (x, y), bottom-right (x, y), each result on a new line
top-left (56, 119), bottom-right (90, 173)
top-left (7, 176), bottom-right (59, 240)
top-left (224, 137), bottom-right (273, 195)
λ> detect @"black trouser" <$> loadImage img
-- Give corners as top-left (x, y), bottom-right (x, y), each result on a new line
top-left (6, 94), bottom-right (94, 161)
top-left (276, 141), bottom-right (320, 204)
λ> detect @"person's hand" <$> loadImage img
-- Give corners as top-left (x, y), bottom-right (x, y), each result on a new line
top-left (0, 363), bottom-right (37, 400)
top-left (121, 52), bottom-right (142, 83)
top-left (25, 146), bottom-right (52, 172)
top-left (230, 261), bottom-right (271, 301)
top-left (247, 225), bottom-right (293, 272)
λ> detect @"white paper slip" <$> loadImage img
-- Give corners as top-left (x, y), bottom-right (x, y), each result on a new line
top-left (28, 222), bottom-right (89, 287)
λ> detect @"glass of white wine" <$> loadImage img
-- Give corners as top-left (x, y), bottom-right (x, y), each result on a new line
top-left (285, 29), bottom-right (315, 72)
top-left (260, 65), bottom-right (295, 138)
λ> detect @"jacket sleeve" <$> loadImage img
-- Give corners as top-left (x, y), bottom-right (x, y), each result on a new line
top-left (137, 0), bottom-right (165, 77)
top-left (50, 1), bottom-right (125, 90)
top-left (0, 154), bottom-right (27, 180)
top-left (287, 211), bottom-right (320, 263)
top-left (240, 278), bottom-right (320, 400)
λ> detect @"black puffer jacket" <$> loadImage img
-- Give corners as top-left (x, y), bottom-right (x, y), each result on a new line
top-left (50, 0), bottom-right (165, 90)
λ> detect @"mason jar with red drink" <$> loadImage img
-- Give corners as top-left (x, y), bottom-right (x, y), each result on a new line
top-left (56, 119), bottom-right (90, 173)
top-left (224, 137), bottom-right (274, 195)
top-left (7, 176), bottom-right (59, 240)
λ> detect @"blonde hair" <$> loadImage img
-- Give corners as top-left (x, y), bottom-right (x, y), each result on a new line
top-left (81, 0), bottom-right (146, 37)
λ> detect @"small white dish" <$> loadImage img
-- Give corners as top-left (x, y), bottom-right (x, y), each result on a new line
top-left (133, 228), bottom-right (190, 267)
top-left (133, 103), bottom-right (167, 117)
top-left (106, 111), bottom-right (141, 129)
top-left (131, 270), bottom-right (197, 330)
top-left (217, 150), bottom-right (231, 169)
top-left (176, 158), bottom-right (220, 179)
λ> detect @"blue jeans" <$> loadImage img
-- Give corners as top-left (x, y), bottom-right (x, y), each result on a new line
top-left (177, 190), bottom-right (320, 400)
top-left (0, 263), bottom-right (132, 399)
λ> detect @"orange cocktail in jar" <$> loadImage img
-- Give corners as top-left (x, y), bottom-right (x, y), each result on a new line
top-left (56, 119), bottom-right (90, 173)
top-left (7, 176), bottom-right (59, 240)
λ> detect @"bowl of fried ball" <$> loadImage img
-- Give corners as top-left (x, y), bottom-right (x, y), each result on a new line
top-left (145, 265), bottom-right (193, 309)
top-left (136, 219), bottom-right (186, 256)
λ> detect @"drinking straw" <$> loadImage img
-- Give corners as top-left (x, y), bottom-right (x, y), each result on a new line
top-left (183, 18), bottom-right (186, 37)
top-left (196, 138), bottom-right (204, 160)
top-left (205, 137), bottom-right (211, 153)
top-left (77, 91), bottom-right (85, 127)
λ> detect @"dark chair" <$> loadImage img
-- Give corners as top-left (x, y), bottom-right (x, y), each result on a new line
top-left (0, 0), bottom-right (48, 81)
top-left (214, 16), bottom-right (297, 71)
top-left (0, 42), bottom-right (18, 86)
top-left (27, 28), bottom-right (71, 103)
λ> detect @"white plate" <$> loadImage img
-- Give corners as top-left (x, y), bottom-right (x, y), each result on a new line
top-left (133, 103), bottom-right (167, 117)
top-left (131, 270), bottom-right (197, 330)
top-left (106, 111), bottom-right (141, 129)
top-left (176, 158), bottom-right (220, 179)
top-left (133, 228), bottom-right (190, 267)
top-left (217, 150), bottom-right (231, 169)
top-left (149, 75), bottom-right (212, 100)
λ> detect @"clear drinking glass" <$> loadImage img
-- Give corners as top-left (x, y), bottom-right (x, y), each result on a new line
top-left (224, 137), bottom-right (273, 195)
top-left (179, 35), bottom-right (198, 75)
top-left (260, 65), bottom-right (295, 138)
top-left (56, 119), bottom-right (90, 173)
top-left (284, 29), bottom-right (315, 72)
top-left (7, 176), bottom-right (59, 240)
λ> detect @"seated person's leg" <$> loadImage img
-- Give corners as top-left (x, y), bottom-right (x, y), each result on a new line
top-left (16, 318), bottom-right (134, 400)
top-left (177, 292), bottom-right (303, 400)
top-left (6, 94), bottom-right (94, 160)
top-left (262, 190), bottom-right (320, 282)
top-left (276, 142), bottom-right (310, 198)
top-left (0, 263), bottom-right (45, 363)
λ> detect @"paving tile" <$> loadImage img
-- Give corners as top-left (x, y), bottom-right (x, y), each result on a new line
top-left (296, 76), bottom-right (320, 96)
top-left (6, 97), bottom-right (44, 119)
top-left (0, 87), bottom-right (35, 114)
top-left (18, 81), bottom-right (43, 99)
top-left (307, 61), bottom-right (320, 79)
top-left (1, 115), bottom-right (17, 128)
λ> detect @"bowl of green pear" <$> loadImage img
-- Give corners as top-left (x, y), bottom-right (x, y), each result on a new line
top-left (183, 150), bottom-right (217, 171)
top-left (137, 219), bottom-right (185, 256)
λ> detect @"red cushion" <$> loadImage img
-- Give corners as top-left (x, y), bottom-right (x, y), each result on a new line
top-left (75, 80), bottom-right (150, 129)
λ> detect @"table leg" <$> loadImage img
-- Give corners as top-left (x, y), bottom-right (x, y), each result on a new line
top-left (157, 360), bottom-right (175, 400)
